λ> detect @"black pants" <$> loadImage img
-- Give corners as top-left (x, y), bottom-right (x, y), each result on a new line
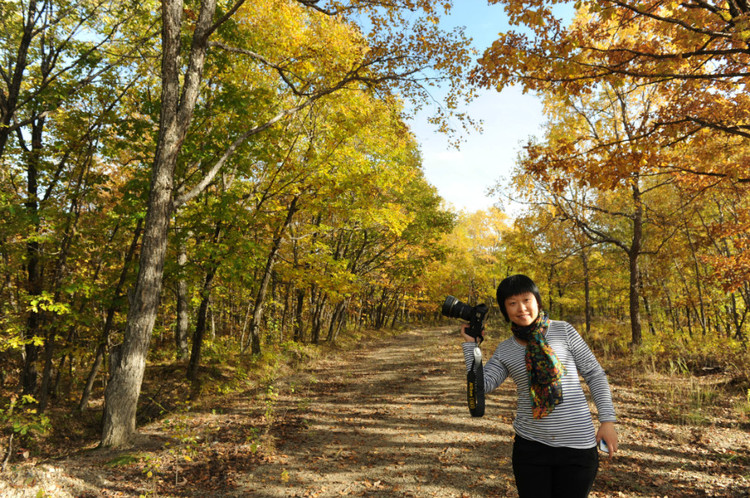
top-left (512, 435), bottom-right (599, 498)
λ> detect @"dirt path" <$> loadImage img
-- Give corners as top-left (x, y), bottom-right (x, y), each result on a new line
top-left (238, 328), bottom-right (519, 497)
top-left (2, 327), bottom-right (749, 497)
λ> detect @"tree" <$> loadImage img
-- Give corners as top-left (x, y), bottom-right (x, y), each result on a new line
top-left (474, 0), bottom-right (750, 347)
top-left (420, 208), bottom-right (508, 323)
top-left (0, 0), bottom-right (155, 401)
top-left (0, 0), bottom-right (152, 158)
top-left (101, 0), bottom-right (475, 447)
top-left (510, 82), bottom-right (692, 345)
top-left (475, 0), bottom-right (749, 150)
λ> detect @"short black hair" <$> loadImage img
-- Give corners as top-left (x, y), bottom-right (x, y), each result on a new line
top-left (496, 274), bottom-right (543, 322)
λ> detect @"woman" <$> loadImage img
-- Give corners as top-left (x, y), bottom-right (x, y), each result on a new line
top-left (460, 274), bottom-right (618, 498)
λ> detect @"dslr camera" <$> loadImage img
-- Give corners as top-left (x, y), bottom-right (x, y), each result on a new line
top-left (442, 295), bottom-right (488, 417)
top-left (441, 296), bottom-right (488, 343)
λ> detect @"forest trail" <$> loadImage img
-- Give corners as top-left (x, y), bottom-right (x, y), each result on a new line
top-left (2, 327), bottom-right (748, 497)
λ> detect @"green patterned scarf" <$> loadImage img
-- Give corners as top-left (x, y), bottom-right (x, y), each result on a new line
top-left (511, 311), bottom-right (566, 419)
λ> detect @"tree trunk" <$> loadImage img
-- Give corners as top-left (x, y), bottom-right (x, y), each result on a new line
top-left (175, 234), bottom-right (190, 360)
top-left (247, 195), bottom-right (300, 355)
top-left (628, 249), bottom-right (643, 348)
top-left (684, 221), bottom-right (707, 335)
top-left (310, 286), bottom-right (327, 344)
top-left (628, 180), bottom-right (644, 347)
top-left (100, 163), bottom-right (174, 446)
top-left (390, 299), bottom-right (399, 329)
top-left (638, 270), bottom-right (656, 336)
top-left (356, 294), bottom-right (366, 331)
top-left (310, 298), bottom-right (325, 344)
top-left (38, 338), bottom-right (55, 410)
top-left (22, 117), bottom-right (46, 396)
top-left (100, 0), bottom-right (216, 447)
top-left (327, 300), bottom-right (348, 343)
top-left (293, 287), bottom-right (305, 342)
top-left (728, 292), bottom-right (747, 344)
top-left (665, 290), bottom-right (681, 335)
top-left (186, 223), bottom-right (222, 380)
top-left (581, 250), bottom-right (591, 335)
top-left (280, 282), bottom-right (291, 339)
top-left (209, 302), bottom-right (216, 340)
top-left (187, 265), bottom-right (218, 380)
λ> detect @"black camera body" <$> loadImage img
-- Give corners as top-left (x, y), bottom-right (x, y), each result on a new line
top-left (441, 296), bottom-right (488, 343)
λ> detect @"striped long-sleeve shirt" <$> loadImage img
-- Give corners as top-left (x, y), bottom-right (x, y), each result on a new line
top-left (462, 320), bottom-right (616, 449)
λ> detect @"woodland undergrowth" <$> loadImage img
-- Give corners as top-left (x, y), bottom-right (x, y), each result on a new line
top-left (0, 326), bottom-right (406, 468)
top-left (582, 318), bottom-right (750, 431)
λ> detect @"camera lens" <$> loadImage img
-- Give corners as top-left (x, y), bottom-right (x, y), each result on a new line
top-left (442, 296), bottom-right (459, 316)
top-left (441, 296), bottom-right (474, 321)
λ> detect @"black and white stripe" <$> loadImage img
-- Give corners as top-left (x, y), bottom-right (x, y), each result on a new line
top-left (462, 320), bottom-right (616, 449)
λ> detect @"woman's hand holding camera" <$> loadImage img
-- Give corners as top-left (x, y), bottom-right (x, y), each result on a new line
top-left (459, 323), bottom-right (484, 343)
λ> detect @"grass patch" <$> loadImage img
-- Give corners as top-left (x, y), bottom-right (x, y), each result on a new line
top-left (578, 317), bottom-right (750, 429)
top-left (104, 453), bottom-right (144, 467)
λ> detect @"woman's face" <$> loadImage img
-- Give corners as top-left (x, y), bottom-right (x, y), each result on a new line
top-left (504, 292), bottom-right (539, 326)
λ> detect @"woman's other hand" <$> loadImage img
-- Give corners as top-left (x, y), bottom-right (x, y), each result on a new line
top-left (597, 421), bottom-right (618, 457)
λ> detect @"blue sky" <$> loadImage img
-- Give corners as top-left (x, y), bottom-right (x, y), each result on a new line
top-left (409, 0), bottom-right (549, 214)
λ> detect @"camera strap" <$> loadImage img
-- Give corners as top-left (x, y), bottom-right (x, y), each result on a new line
top-left (466, 343), bottom-right (485, 417)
